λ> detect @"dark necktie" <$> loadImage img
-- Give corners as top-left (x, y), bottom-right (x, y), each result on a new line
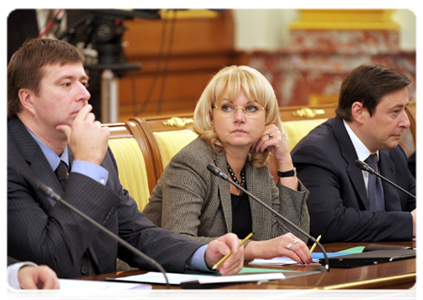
top-left (54, 160), bottom-right (95, 274)
top-left (365, 154), bottom-right (385, 211)
top-left (55, 160), bottom-right (68, 191)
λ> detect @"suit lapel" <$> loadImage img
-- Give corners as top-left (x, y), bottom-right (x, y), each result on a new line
top-left (8, 117), bottom-right (63, 205)
top-left (379, 151), bottom-right (401, 210)
top-left (332, 117), bottom-right (369, 209)
top-left (245, 161), bottom-right (273, 241)
top-left (215, 153), bottom-right (233, 232)
top-left (214, 152), bottom-right (272, 239)
top-left (68, 146), bottom-right (74, 172)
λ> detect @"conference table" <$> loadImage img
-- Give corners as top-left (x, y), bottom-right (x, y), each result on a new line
top-left (81, 240), bottom-right (416, 290)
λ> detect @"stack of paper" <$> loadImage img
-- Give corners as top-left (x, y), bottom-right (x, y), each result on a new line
top-left (6, 279), bottom-right (152, 300)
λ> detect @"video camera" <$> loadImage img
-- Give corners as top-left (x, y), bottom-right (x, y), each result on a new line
top-left (60, 9), bottom-right (160, 74)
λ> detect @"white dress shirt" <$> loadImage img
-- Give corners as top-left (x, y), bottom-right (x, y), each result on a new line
top-left (343, 120), bottom-right (379, 195)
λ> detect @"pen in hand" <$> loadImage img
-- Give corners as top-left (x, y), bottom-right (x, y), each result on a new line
top-left (309, 235), bottom-right (321, 253)
top-left (212, 232), bottom-right (254, 270)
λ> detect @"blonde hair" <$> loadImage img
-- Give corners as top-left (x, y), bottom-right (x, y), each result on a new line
top-left (193, 65), bottom-right (287, 167)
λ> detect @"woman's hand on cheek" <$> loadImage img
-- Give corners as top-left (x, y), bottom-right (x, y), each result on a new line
top-left (253, 125), bottom-right (288, 157)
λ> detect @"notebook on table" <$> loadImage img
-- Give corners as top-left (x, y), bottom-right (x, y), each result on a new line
top-left (320, 248), bottom-right (415, 268)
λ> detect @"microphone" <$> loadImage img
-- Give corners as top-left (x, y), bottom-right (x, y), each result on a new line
top-left (207, 164), bottom-right (229, 180)
top-left (37, 183), bottom-right (170, 288)
top-left (207, 164), bottom-right (329, 272)
top-left (354, 160), bottom-right (416, 199)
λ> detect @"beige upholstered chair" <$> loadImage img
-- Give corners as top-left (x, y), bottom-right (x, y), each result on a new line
top-left (134, 114), bottom-right (197, 180)
top-left (105, 120), bottom-right (157, 210)
top-left (153, 129), bottom-right (198, 170)
top-left (281, 103), bottom-right (338, 152)
top-left (268, 103), bottom-right (339, 182)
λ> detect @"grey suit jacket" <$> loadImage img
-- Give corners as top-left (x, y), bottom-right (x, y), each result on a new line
top-left (291, 117), bottom-right (416, 242)
top-left (7, 117), bottom-right (204, 278)
top-left (143, 137), bottom-right (310, 243)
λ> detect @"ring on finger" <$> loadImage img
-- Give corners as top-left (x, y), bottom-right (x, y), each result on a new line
top-left (268, 133), bottom-right (273, 139)
top-left (293, 239), bottom-right (299, 245)
top-left (287, 243), bottom-right (293, 250)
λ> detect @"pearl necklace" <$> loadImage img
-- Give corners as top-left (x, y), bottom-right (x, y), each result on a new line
top-left (227, 163), bottom-right (246, 188)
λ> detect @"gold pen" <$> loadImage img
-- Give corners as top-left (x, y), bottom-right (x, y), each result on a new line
top-left (212, 232), bottom-right (253, 270)
top-left (309, 235), bottom-right (321, 253)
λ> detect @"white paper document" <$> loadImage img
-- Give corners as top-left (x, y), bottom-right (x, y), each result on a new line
top-left (249, 257), bottom-right (298, 266)
top-left (111, 271), bottom-right (285, 285)
top-left (250, 257), bottom-right (319, 266)
top-left (6, 279), bottom-right (152, 300)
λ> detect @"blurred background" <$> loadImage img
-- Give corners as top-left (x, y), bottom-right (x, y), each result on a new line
top-left (114, 9), bottom-right (416, 119)
top-left (7, 9), bottom-right (416, 132)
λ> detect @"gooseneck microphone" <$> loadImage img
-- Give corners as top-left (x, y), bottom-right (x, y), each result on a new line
top-left (354, 160), bottom-right (416, 199)
top-left (37, 183), bottom-right (170, 289)
top-left (207, 164), bottom-right (329, 272)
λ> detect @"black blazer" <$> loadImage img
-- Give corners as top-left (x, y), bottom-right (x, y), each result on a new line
top-left (7, 117), bottom-right (204, 278)
top-left (291, 117), bottom-right (415, 242)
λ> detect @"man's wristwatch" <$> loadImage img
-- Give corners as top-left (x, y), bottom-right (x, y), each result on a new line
top-left (277, 168), bottom-right (297, 178)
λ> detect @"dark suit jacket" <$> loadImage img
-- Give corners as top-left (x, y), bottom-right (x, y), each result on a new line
top-left (7, 117), bottom-right (204, 278)
top-left (291, 117), bottom-right (416, 242)
top-left (408, 151), bottom-right (416, 178)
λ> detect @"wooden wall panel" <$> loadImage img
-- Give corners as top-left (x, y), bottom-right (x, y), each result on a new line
top-left (118, 10), bottom-right (246, 121)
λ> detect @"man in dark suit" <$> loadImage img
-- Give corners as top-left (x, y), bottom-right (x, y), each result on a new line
top-left (408, 151), bottom-right (416, 178)
top-left (7, 257), bottom-right (59, 289)
top-left (7, 38), bottom-right (244, 279)
top-left (291, 65), bottom-right (416, 243)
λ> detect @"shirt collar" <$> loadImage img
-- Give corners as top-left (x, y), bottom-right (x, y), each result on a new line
top-left (27, 129), bottom-right (69, 171)
top-left (343, 120), bottom-right (379, 162)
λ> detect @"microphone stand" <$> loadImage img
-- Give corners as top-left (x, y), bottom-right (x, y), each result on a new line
top-left (354, 160), bottom-right (416, 199)
top-left (207, 164), bottom-right (329, 272)
top-left (37, 183), bottom-right (170, 289)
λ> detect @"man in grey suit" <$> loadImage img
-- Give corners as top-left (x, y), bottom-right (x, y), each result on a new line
top-left (291, 64), bottom-right (416, 243)
top-left (7, 38), bottom-right (244, 279)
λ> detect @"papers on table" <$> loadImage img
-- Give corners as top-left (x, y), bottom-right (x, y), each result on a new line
top-left (39, 278), bottom-right (153, 297)
top-left (6, 279), bottom-right (152, 300)
top-left (249, 257), bottom-right (299, 266)
top-left (110, 271), bottom-right (285, 286)
top-left (249, 256), bottom-right (319, 266)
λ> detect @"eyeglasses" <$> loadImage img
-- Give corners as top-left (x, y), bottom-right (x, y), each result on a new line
top-left (213, 104), bottom-right (265, 117)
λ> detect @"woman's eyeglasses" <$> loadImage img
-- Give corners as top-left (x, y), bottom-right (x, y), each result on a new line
top-left (213, 104), bottom-right (265, 117)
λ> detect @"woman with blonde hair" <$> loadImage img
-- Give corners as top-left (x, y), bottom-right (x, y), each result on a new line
top-left (144, 65), bottom-right (312, 264)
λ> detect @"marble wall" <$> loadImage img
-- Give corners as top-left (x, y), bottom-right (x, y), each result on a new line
top-left (248, 29), bottom-right (416, 107)
top-left (245, 11), bottom-right (416, 157)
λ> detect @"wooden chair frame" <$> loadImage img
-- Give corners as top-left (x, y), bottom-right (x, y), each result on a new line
top-left (132, 114), bottom-right (195, 181)
top-left (105, 120), bottom-right (158, 193)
